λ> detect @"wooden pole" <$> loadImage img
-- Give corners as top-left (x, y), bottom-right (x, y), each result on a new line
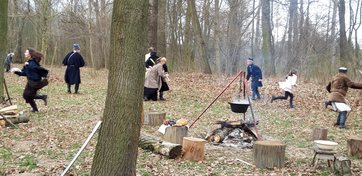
top-left (189, 70), bottom-right (244, 128)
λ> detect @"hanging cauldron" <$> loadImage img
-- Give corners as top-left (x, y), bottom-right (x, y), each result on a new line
top-left (228, 99), bottom-right (249, 113)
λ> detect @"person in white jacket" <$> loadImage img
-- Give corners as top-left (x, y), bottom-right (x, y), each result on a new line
top-left (271, 69), bottom-right (298, 108)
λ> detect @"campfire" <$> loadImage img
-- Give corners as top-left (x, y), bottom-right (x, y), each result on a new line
top-left (206, 120), bottom-right (258, 148)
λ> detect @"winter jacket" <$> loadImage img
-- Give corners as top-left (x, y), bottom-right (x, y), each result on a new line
top-left (144, 63), bottom-right (166, 89)
top-left (279, 74), bottom-right (297, 93)
top-left (326, 73), bottom-right (362, 103)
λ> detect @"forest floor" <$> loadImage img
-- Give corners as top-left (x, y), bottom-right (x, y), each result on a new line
top-left (1, 64), bottom-right (362, 176)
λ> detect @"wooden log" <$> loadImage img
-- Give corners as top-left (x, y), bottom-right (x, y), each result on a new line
top-left (253, 140), bottom-right (286, 169)
top-left (163, 126), bottom-right (188, 144)
top-left (144, 111), bottom-right (166, 126)
top-left (206, 127), bottom-right (233, 143)
top-left (139, 133), bottom-right (182, 159)
top-left (182, 137), bottom-right (207, 161)
top-left (0, 105), bottom-right (17, 113)
top-left (347, 136), bottom-right (362, 157)
top-left (312, 128), bottom-right (328, 140)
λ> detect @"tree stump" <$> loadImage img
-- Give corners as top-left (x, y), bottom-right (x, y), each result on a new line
top-left (139, 133), bottom-right (182, 159)
top-left (163, 126), bottom-right (188, 144)
top-left (253, 140), bottom-right (286, 169)
top-left (347, 136), bottom-right (362, 157)
top-left (312, 128), bottom-right (328, 140)
top-left (182, 137), bottom-right (207, 161)
top-left (144, 111), bottom-right (166, 126)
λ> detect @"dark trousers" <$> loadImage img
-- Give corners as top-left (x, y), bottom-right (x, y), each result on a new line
top-left (251, 84), bottom-right (260, 100)
top-left (273, 91), bottom-right (294, 108)
top-left (23, 79), bottom-right (48, 111)
top-left (67, 84), bottom-right (79, 93)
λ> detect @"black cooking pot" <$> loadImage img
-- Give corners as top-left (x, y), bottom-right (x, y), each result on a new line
top-left (228, 101), bottom-right (249, 113)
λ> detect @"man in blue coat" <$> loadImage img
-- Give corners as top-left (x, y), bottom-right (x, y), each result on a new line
top-left (246, 58), bottom-right (263, 100)
top-left (63, 44), bottom-right (85, 93)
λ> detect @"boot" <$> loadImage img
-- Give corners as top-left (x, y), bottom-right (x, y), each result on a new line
top-left (271, 96), bottom-right (275, 103)
top-left (29, 101), bottom-right (38, 112)
top-left (74, 84), bottom-right (79, 94)
top-left (67, 84), bottom-right (71, 93)
top-left (339, 111), bottom-right (347, 129)
top-left (34, 95), bottom-right (47, 106)
top-left (159, 92), bottom-right (165, 101)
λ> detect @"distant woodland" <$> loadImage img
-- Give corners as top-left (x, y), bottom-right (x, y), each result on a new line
top-left (3, 0), bottom-right (362, 79)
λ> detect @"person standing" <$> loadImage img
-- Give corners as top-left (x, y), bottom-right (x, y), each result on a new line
top-left (13, 48), bottom-right (48, 112)
top-left (63, 44), bottom-right (85, 94)
top-left (271, 69), bottom-right (298, 108)
top-left (145, 51), bottom-right (159, 68)
top-left (4, 52), bottom-right (14, 72)
top-left (246, 58), bottom-right (263, 100)
top-left (144, 57), bottom-right (168, 101)
top-left (326, 67), bottom-right (362, 129)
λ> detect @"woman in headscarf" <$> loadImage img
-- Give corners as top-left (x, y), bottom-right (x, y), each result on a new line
top-left (144, 57), bottom-right (168, 101)
top-left (14, 48), bottom-right (48, 112)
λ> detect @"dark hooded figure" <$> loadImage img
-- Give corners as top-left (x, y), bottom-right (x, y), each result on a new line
top-left (145, 51), bottom-right (159, 68)
top-left (14, 48), bottom-right (48, 112)
top-left (63, 44), bottom-right (85, 93)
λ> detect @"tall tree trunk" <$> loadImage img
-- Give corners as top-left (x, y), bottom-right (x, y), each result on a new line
top-left (339, 0), bottom-right (349, 65)
top-left (148, 0), bottom-right (158, 50)
top-left (0, 0), bottom-right (8, 100)
top-left (157, 0), bottom-right (166, 57)
top-left (330, 0), bottom-right (338, 70)
top-left (40, 0), bottom-right (50, 63)
top-left (261, 0), bottom-right (274, 76)
top-left (182, 1), bottom-right (193, 72)
top-left (286, 0), bottom-right (298, 71)
top-left (214, 0), bottom-right (221, 74)
top-left (90, 0), bottom-right (147, 175)
top-left (88, 0), bottom-right (95, 69)
top-left (189, 0), bottom-right (212, 74)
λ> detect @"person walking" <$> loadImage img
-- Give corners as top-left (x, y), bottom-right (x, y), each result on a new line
top-left (13, 48), bottom-right (48, 112)
top-left (326, 67), bottom-right (362, 128)
top-left (271, 69), bottom-right (298, 108)
top-left (63, 44), bottom-right (85, 94)
top-left (4, 52), bottom-right (14, 72)
top-left (246, 58), bottom-right (263, 100)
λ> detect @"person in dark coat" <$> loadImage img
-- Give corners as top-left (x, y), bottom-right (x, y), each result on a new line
top-left (145, 51), bottom-right (159, 68)
top-left (246, 58), bottom-right (263, 100)
top-left (63, 44), bottom-right (85, 93)
top-left (326, 67), bottom-right (362, 128)
top-left (4, 52), bottom-right (14, 72)
top-left (14, 48), bottom-right (48, 112)
top-left (159, 60), bottom-right (170, 100)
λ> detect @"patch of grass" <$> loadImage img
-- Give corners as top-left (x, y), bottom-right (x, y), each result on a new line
top-left (19, 155), bottom-right (37, 170)
top-left (0, 148), bottom-right (12, 160)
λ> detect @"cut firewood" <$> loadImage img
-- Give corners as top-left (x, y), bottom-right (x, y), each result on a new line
top-left (312, 128), bottom-right (328, 140)
top-left (253, 140), bottom-right (286, 169)
top-left (163, 126), bottom-right (188, 144)
top-left (182, 137), bottom-right (207, 161)
top-left (347, 136), bottom-right (362, 157)
top-left (0, 105), bottom-right (17, 113)
top-left (139, 133), bottom-right (182, 159)
top-left (144, 112), bottom-right (166, 126)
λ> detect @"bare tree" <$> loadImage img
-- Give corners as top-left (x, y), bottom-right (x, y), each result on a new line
top-left (148, 0), bottom-right (158, 50)
top-left (261, 0), bottom-right (274, 76)
top-left (339, 0), bottom-right (349, 65)
top-left (0, 0), bottom-right (8, 100)
top-left (90, 0), bottom-right (147, 175)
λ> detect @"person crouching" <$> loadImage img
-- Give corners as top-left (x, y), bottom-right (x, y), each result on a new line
top-left (144, 57), bottom-right (168, 101)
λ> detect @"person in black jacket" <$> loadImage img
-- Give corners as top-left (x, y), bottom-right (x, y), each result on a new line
top-left (63, 44), bottom-right (85, 93)
top-left (14, 48), bottom-right (48, 112)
